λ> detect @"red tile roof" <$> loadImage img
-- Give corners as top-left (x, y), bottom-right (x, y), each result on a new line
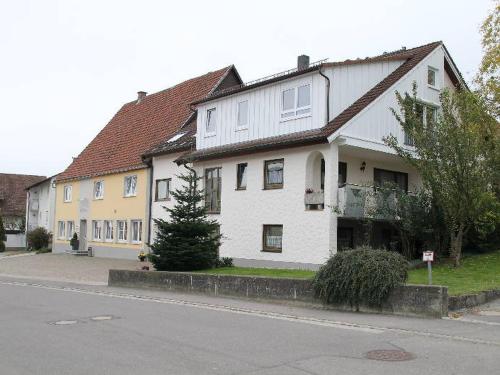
top-left (0, 173), bottom-right (46, 217)
top-left (57, 66), bottom-right (236, 181)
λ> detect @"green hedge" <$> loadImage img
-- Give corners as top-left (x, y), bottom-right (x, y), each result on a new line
top-left (313, 247), bottom-right (408, 307)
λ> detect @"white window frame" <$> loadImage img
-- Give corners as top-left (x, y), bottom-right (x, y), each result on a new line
top-left (92, 220), bottom-right (103, 241)
top-left (236, 100), bottom-right (249, 130)
top-left (63, 185), bottom-right (72, 202)
top-left (280, 83), bottom-right (312, 121)
top-left (131, 220), bottom-right (142, 244)
top-left (205, 107), bottom-right (217, 136)
top-left (403, 101), bottom-right (439, 147)
top-left (117, 220), bottom-right (128, 243)
top-left (104, 220), bottom-right (114, 242)
top-left (124, 175), bottom-right (137, 197)
top-left (66, 221), bottom-right (74, 239)
top-left (57, 221), bottom-right (65, 239)
top-left (427, 66), bottom-right (439, 89)
top-left (94, 180), bottom-right (104, 200)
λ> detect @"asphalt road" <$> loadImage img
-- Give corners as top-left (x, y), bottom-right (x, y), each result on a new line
top-left (0, 277), bottom-right (499, 375)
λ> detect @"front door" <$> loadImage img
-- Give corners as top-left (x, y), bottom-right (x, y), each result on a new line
top-left (79, 220), bottom-right (87, 251)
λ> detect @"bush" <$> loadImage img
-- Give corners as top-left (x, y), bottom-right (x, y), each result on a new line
top-left (0, 216), bottom-right (6, 253)
top-left (313, 247), bottom-right (408, 308)
top-left (216, 257), bottom-right (234, 268)
top-left (27, 227), bottom-right (51, 250)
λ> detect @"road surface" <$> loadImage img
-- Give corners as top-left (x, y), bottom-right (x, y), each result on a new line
top-left (0, 276), bottom-right (498, 374)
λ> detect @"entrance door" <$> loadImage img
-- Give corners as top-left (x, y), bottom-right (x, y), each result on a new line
top-left (79, 220), bottom-right (87, 251)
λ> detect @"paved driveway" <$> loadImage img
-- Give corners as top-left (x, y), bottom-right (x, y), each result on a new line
top-left (0, 253), bottom-right (143, 285)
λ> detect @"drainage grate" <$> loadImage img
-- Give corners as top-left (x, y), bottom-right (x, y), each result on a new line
top-left (365, 350), bottom-right (415, 361)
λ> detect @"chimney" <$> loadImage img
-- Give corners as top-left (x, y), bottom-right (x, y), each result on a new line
top-left (137, 91), bottom-right (147, 103)
top-left (297, 55), bottom-right (310, 70)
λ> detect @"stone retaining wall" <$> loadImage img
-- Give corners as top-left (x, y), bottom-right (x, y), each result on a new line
top-left (448, 289), bottom-right (500, 311)
top-left (109, 270), bottom-right (448, 318)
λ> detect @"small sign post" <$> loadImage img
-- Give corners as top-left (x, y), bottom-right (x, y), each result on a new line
top-left (423, 251), bottom-right (434, 285)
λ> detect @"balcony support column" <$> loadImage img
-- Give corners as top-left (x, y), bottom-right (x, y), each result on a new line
top-left (327, 141), bottom-right (339, 256)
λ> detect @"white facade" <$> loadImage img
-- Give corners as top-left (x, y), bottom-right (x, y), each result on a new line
top-left (26, 177), bottom-right (56, 236)
top-left (150, 43), bottom-right (462, 268)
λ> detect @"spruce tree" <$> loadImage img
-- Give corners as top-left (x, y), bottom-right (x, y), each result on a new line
top-left (0, 216), bottom-right (6, 253)
top-left (149, 166), bottom-right (221, 271)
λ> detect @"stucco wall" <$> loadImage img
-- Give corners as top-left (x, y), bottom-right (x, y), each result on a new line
top-left (53, 169), bottom-right (149, 257)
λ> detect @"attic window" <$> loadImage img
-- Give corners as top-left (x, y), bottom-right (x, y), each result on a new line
top-left (427, 67), bottom-right (438, 88)
top-left (167, 133), bottom-right (186, 143)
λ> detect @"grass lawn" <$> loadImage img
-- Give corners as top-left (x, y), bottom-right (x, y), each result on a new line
top-left (196, 251), bottom-right (500, 296)
top-left (407, 251), bottom-right (500, 296)
top-left (195, 267), bottom-right (316, 279)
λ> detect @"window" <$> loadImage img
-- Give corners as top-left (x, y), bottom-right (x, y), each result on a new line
top-left (117, 220), bottom-right (128, 242)
top-left (263, 225), bottom-right (283, 252)
top-left (205, 167), bottom-right (221, 213)
top-left (66, 221), bottom-right (74, 239)
top-left (236, 163), bottom-right (247, 190)
top-left (57, 221), bottom-right (65, 239)
top-left (237, 100), bottom-right (248, 128)
top-left (320, 159), bottom-right (325, 190)
top-left (124, 175), bottom-right (137, 197)
top-left (92, 220), bottom-right (102, 241)
top-left (104, 220), bottom-right (113, 242)
top-left (374, 168), bottom-right (408, 192)
top-left (338, 227), bottom-right (354, 251)
top-left (155, 179), bottom-right (171, 201)
top-left (94, 180), bottom-right (104, 200)
top-left (338, 162), bottom-right (347, 187)
top-left (264, 159), bottom-right (284, 189)
top-left (281, 84), bottom-right (311, 119)
top-left (63, 185), bottom-right (72, 202)
top-left (404, 103), bottom-right (438, 146)
top-left (206, 108), bottom-right (216, 134)
top-left (427, 67), bottom-right (437, 87)
top-left (131, 220), bottom-right (142, 243)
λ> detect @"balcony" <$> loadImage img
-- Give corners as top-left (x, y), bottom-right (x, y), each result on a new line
top-left (337, 184), bottom-right (396, 219)
top-left (305, 191), bottom-right (324, 210)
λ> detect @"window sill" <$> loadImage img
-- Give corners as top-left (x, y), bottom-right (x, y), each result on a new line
top-left (63, 201), bottom-right (72, 203)
top-left (263, 185), bottom-right (283, 190)
top-left (279, 113), bottom-right (311, 123)
top-left (123, 195), bottom-right (137, 198)
top-left (155, 198), bottom-right (171, 202)
top-left (204, 133), bottom-right (216, 138)
top-left (207, 211), bottom-right (221, 215)
top-left (235, 187), bottom-right (246, 191)
top-left (427, 84), bottom-right (440, 92)
top-left (93, 198), bottom-right (104, 201)
top-left (235, 126), bottom-right (248, 132)
top-left (261, 249), bottom-right (282, 253)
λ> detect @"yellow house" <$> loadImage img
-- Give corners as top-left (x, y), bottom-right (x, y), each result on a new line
top-left (53, 66), bottom-right (242, 258)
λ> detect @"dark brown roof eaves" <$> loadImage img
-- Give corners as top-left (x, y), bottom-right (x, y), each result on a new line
top-left (175, 129), bottom-right (327, 164)
top-left (322, 41), bottom-right (442, 137)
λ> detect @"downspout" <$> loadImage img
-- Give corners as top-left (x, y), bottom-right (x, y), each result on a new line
top-left (318, 66), bottom-right (330, 122)
top-left (144, 157), bottom-right (154, 249)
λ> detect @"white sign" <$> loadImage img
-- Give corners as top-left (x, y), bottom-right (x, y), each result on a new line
top-left (423, 251), bottom-right (434, 262)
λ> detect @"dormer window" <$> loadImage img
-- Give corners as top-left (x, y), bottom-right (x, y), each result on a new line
top-left (281, 84), bottom-right (311, 120)
top-left (206, 108), bottom-right (217, 135)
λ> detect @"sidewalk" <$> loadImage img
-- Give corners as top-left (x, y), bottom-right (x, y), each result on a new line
top-left (0, 253), bottom-right (142, 285)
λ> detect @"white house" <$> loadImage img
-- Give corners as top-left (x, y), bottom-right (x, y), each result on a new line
top-left (145, 41), bottom-right (465, 269)
top-left (25, 176), bottom-right (57, 244)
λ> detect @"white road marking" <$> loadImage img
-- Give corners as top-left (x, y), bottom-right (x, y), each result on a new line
top-left (1, 279), bottom-right (499, 347)
top-left (53, 320), bottom-right (78, 325)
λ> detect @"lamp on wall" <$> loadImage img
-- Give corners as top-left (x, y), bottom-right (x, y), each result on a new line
top-left (360, 161), bottom-right (366, 172)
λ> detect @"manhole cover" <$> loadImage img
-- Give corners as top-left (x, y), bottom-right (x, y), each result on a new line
top-left (90, 315), bottom-right (113, 321)
top-left (52, 320), bottom-right (78, 325)
top-left (365, 350), bottom-right (415, 361)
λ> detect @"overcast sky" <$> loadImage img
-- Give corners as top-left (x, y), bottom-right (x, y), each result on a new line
top-left (0, 0), bottom-right (493, 177)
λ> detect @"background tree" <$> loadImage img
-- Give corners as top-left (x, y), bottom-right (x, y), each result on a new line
top-left (475, 1), bottom-right (499, 117)
top-left (149, 165), bottom-right (221, 271)
top-left (386, 86), bottom-right (499, 266)
top-left (372, 184), bottom-right (434, 260)
top-left (0, 216), bottom-right (6, 252)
